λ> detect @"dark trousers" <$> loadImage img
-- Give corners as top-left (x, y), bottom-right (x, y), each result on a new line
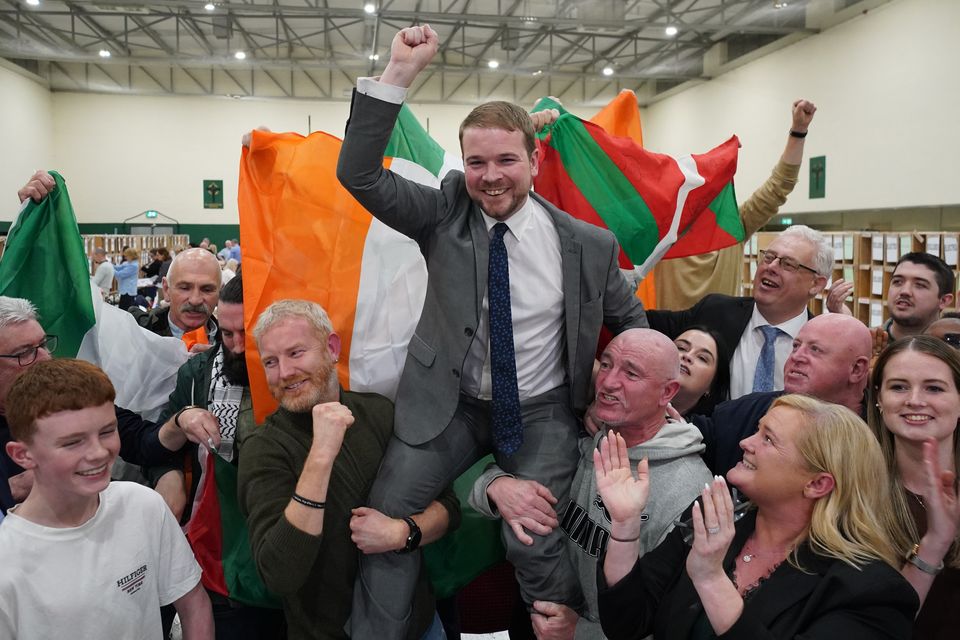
top-left (350, 386), bottom-right (584, 640)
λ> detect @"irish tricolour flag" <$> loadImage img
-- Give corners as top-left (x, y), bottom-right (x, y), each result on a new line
top-left (0, 172), bottom-right (188, 420)
top-left (239, 105), bottom-right (460, 422)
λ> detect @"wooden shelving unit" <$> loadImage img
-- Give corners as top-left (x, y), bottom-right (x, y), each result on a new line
top-left (744, 231), bottom-right (960, 326)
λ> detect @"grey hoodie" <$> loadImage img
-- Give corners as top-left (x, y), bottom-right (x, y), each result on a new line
top-left (470, 418), bottom-right (712, 639)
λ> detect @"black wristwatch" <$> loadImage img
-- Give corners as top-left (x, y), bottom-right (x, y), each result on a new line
top-left (396, 516), bottom-right (422, 554)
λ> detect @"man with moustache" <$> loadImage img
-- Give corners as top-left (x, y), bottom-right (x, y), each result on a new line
top-left (238, 299), bottom-right (459, 640)
top-left (130, 247), bottom-right (222, 351)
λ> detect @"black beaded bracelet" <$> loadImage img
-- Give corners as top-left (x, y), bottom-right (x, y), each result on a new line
top-left (789, 129), bottom-right (808, 138)
top-left (292, 493), bottom-right (326, 509)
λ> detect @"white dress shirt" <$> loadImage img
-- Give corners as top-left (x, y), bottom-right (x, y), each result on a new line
top-left (460, 198), bottom-right (566, 400)
top-left (729, 306), bottom-right (808, 399)
top-left (356, 75), bottom-right (567, 401)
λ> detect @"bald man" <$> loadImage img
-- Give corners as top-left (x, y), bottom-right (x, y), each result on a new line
top-left (470, 329), bottom-right (712, 638)
top-left (690, 313), bottom-right (872, 477)
top-left (925, 315), bottom-right (960, 348)
top-left (130, 247), bottom-right (222, 347)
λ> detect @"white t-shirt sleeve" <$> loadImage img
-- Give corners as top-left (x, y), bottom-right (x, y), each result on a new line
top-left (154, 495), bottom-right (202, 606)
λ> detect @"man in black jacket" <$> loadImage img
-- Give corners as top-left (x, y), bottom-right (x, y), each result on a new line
top-left (688, 313), bottom-right (871, 477)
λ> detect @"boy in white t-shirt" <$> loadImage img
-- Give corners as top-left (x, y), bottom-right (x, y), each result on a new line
top-left (0, 359), bottom-right (213, 639)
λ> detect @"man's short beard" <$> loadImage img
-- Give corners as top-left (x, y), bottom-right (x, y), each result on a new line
top-left (222, 348), bottom-right (249, 386)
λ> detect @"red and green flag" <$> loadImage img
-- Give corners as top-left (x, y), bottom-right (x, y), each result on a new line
top-left (186, 450), bottom-right (280, 608)
top-left (532, 97), bottom-right (743, 276)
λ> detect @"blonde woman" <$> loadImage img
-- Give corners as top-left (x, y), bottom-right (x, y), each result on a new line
top-left (596, 394), bottom-right (917, 639)
top-left (113, 248), bottom-right (140, 310)
top-left (868, 335), bottom-right (960, 639)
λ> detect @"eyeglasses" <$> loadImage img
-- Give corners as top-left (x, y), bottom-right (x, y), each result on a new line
top-left (758, 249), bottom-right (819, 275)
top-left (672, 487), bottom-right (753, 546)
top-left (0, 335), bottom-right (58, 366)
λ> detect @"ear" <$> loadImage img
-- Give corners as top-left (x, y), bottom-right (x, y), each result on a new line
top-left (529, 145), bottom-right (541, 178)
top-left (327, 331), bottom-right (342, 362)
top-left (661, 379), bottom-right (681, 407)
top-left (849, 356), bottom-right (870, 385)
top-left (161, 276), bottom-right (170, 297)
top-left (804, 471), bottom-right (835, 500)
top-left (5, 440), bottom-right (36, 470)
top-left (809, 274), bottom-right (828, 297)
top-left (939, 292), bottom-right (955, 312)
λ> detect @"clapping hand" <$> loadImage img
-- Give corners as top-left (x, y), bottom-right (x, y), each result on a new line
top-left (594, 432), bottom-right (648, 538)
top-left (919, 438), bottom-right (960, 555)
top-left (685, 476), bottom-right (735, 584)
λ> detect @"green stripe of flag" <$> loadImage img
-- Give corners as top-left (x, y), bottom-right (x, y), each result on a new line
top-left (384, 104), bottom-right (445, 177)
top-left (547, 116), bottom-right (661, 263)
top-left (707, 181), bottom-right (745, 240)
top-left (0, 172), bottom-right (94, 358)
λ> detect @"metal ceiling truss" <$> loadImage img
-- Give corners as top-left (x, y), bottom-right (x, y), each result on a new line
top-left (0, 0), bottom-right (838, 105)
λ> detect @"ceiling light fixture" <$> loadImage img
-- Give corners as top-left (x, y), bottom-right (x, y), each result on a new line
top-left (488, 59), bottom-right (499, 69)
top-left (368, 53), bottom-right (379, 61)
top-left (234, 51), bottom-right (247, 60)
top-left (602, 66), bottom-right (614, 77)
top-left (363, 3), bottom-right (376, 14)
top-left (204, 2), bottom-right (215, 10)
top-left (25, 0), bottom-right (40, 6)
top-left (773, 1), bottom-right (788, 7)
top-left (532, 69), bottom-right (543, 76)
top-left (665, 25), bottom-right (678, 36)
top-left (98, 49), bottom-right (111, 58)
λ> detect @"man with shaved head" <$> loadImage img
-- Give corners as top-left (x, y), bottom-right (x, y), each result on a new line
top-left (691, 312), bottom-right (873, 477)
top-left (925, 313), bottom-right (960, 348)
top-left (130, 247), bottom-right (222, 348)
top-left (470, 328), bottom-right (711, 638)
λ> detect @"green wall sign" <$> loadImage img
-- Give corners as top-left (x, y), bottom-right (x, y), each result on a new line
top-left (203, 179), bottom-right (224, 209)
top-left (809, 156), bottom-right (825, 199)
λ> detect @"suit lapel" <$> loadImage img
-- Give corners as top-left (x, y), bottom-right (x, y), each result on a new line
top-left (468, 204), bottom-right (490, 316)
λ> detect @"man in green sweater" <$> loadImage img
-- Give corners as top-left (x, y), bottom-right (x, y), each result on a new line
top-left (238, 299), bottom-right (460, 640)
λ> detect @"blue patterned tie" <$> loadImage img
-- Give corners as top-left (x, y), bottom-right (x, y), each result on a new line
top-left (752, 325), bottom-right (783, 393)
top-left (488, 223), bottom-right (523, 455)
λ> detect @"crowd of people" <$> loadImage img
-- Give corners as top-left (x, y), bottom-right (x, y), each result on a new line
top-left (1, 23), bottom-right (958, 640)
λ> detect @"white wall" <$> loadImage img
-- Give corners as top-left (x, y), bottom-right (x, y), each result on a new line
top-left (46, 92), bottom-right (472, 224)
top-left (1, 61), bottom-right (53, 221)
top-left (642, 0), bottom-right (960, 214)
top-left (2, 0), bottom-right (957, 225)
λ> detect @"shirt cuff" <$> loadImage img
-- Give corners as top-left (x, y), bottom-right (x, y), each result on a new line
top-left (357, 77), bottom-right (407, 104)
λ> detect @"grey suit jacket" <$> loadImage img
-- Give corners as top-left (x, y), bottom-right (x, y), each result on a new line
top-left (337, 90), bottom-right (647, 445)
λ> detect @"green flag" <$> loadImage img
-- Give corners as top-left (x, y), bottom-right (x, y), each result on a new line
top-left (0, 172), bottom-right (94, 357)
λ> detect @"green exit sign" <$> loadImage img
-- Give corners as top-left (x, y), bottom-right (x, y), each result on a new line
top-left (781, 217), bottom-right (792, 225)
top-left (145, 210), bottom-right (159, 219)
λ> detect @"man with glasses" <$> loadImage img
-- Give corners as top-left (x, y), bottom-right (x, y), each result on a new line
top-left (0, 296), bottom-right (188, 514)
top-left (647, 225), bottom-right (832, 399)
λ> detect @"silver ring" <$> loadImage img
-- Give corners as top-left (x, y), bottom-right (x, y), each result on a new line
top-left (707, 526), bottom-right (720, 535)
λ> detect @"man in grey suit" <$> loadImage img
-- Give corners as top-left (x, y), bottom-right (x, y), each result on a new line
top-left (337, 24), bottom-right (647, 639)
